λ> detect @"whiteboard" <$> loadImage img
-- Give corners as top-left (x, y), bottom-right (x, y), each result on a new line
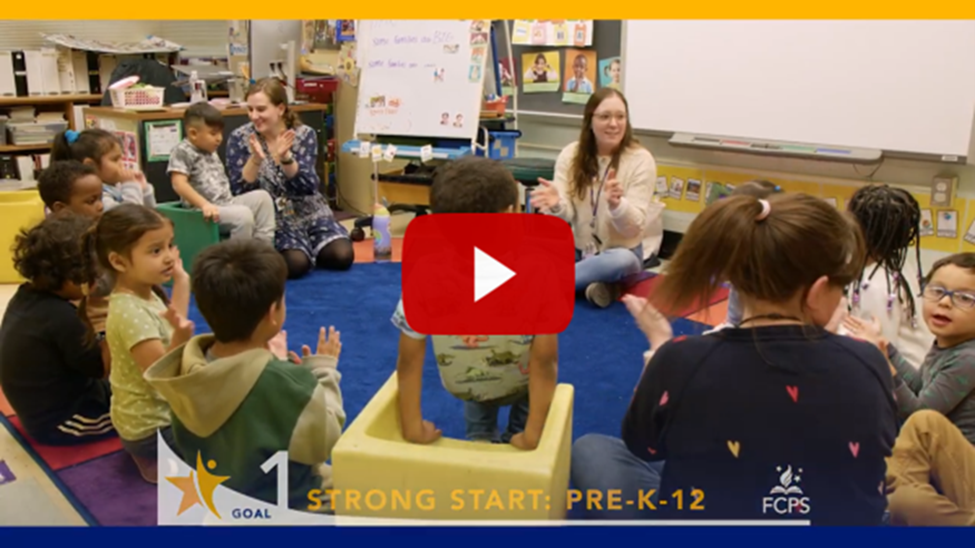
top-left (354, 20), bottom-right (489, 140)
top-left (623, 21), bottom-right (975, 158)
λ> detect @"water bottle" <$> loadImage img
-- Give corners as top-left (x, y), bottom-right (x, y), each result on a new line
top-left (373, 204), bottom-right (392, 263)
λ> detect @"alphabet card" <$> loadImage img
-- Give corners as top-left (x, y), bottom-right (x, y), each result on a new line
top-left (685, 179), bottom-right (702, 202)
top-left (937, 210), bottom-right (958, 239)
top-left (669, 177), bottom-right (685, 200)
top-left (655, 176), bottom-right (668, 195)
top-left (964, 217), bottom-right (975, 246)
top-left (920, 209), bottom-right (934, 237)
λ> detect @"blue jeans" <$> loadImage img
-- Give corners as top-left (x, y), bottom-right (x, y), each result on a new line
top-left (464, 396), bottom-right (529, 443)
top-left (570, 433), bottom-right (665, 520)
top-left (574, 245), bottom-right (644, 291)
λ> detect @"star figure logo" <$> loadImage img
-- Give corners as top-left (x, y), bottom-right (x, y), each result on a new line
top-left (166, 452), bottom-right (231, 518)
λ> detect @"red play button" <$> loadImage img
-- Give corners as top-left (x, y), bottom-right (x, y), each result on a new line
top-left (401, 213), bottom-right (575, 335)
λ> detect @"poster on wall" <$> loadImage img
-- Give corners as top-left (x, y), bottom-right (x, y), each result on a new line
top-left (337, 20), bottom-right (355, 42)
top-left (145, 121), bottom-right (182, 162)
top-left (598, 56), bottom-right (622, 90)
top-left (511, 20), bottom-right (593, 47)
top-left (337, 42), bottom-right (359, 87)
top-left (114, 131), bottom-right (138, 171)
top-left (228, 20), bottom-right (249, 56)
top-left (522, 51), bottom-right (560, 93)
top-left (562, 49), bottom-right (596, 104)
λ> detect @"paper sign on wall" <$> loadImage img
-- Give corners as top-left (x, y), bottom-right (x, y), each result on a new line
top-left (937, 210), bottom-right (958, 239)
top-left (920, 209), bottom-right (934, 237)
top-left (964, 218), bottom-right (975, 245)
top-left (669, 177), bottom-right (685, 200)
top-left (512, 20), bottom-right (593, 47)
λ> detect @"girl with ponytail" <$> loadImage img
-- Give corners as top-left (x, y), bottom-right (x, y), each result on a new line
top-left (225, 77), bottom-right (354, 280)
top-left (51, 128), bottom-right (156, 211)
top-left (571, 193), bottom-right (897, 525)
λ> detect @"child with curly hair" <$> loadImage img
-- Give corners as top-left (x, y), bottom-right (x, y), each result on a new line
top-left (0, 212), bottom-right (113, 445)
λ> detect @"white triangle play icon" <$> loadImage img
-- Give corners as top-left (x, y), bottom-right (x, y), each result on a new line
top-left (474, 247), bottom-right (515, 302)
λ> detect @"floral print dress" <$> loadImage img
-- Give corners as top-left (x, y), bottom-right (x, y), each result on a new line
top-left (226, 123), bottom-right (348, 259)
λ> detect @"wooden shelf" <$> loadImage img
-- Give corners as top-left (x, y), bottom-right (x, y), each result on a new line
top-left (0, 94), bottom-right (102, 107)
top-left (0, 143), bottom-right (52, 153)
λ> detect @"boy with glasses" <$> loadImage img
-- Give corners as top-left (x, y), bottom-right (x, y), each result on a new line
top-left (844, 252), bottom-right (975, 526)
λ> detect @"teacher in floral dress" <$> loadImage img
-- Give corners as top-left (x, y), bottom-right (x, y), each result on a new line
top-left (227, 78), bottom-right (354, 279)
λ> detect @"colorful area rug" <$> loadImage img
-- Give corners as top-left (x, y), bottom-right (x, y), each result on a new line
top-left (0, 238), bottom-right (727, 526)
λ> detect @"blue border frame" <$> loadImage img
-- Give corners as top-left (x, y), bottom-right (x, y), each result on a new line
top-left (0, 413), bottom-right (100, 526)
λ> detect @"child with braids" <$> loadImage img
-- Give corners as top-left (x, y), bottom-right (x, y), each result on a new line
top-left (840, 184), bottom-right (933, 367)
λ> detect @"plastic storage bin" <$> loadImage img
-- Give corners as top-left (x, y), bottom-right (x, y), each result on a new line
top-left (7, 120), bottom-right (69, 146)
top-left (476, 130), bottom-right (520, 160)
top-left (0, 189), bottom-right (46, 283)
top-left (110, 86), bottom-right (165, 110)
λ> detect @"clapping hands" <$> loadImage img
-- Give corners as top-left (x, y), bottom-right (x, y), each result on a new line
top-left (271, 130), bottom-right (296, 163)
top-left (287, 326), bottom-right (341, 364)
top-left (529, 179), bottom-right (560, 212)
top-left (604, 169), bottom-right (623, 209)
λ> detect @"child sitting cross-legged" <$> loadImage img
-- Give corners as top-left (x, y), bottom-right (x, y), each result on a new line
top-left (391, 156), bottom-right (559, 449)
top-left (844, 252), bottom-right (975, 526)
top-left (144, 238), bottom-right (345, 511)
top-left (0, 212), bottom-right (113, 445)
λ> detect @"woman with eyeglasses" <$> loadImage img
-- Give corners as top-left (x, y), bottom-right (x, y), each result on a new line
top-left (529, 88), bottom-right (663, 308)
top-left (845, 253), bottom-right (975, 526)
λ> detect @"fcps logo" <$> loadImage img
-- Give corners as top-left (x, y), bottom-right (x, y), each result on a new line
top-left (761, 465), bottom-right (811, 516)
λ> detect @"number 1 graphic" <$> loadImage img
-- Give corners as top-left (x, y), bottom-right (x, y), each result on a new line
top-left (260, 452), bottom-right (290, 509)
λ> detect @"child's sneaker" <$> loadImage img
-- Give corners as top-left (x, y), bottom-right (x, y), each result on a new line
top-left (585, 282), bottom-right (620, 308)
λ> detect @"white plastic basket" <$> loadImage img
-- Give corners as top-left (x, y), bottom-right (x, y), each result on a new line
top-left (110, 86), bottom-right (165, 110)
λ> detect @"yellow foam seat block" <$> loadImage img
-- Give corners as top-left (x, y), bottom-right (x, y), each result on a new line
top-left (0, 190), bottom-right (46, 284)
top-left (332, 372), bottom-right (574, 521)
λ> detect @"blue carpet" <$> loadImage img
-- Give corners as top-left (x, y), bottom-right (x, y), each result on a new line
top-left (185, 262), bottom-right (712, 441)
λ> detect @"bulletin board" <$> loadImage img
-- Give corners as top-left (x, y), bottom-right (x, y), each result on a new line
top-left (493, 20), bottom-right (622, 117)
top-left (654, 165), bottom-right (972, 255)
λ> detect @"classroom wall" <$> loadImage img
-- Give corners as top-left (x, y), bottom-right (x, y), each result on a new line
top-left (515, 113), bottom-right (975, 272)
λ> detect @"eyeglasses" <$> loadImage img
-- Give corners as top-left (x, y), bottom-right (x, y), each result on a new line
top-left (593, 113), bottom-right (627, 124)
top-left (922, 285), bottom-right (975, 309)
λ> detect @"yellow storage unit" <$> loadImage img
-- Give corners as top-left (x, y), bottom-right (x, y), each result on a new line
top-left (0, 190), bottom-right (46, 284)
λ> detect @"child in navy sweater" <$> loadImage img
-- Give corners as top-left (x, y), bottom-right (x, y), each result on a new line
top-left (571, 193), bottom-right (897, 526)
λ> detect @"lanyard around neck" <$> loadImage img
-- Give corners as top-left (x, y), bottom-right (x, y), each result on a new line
top-left (589, 163), bottom-right (613, 226)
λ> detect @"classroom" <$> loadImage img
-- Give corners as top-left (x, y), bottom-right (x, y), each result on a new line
top-left (0, 19), bottom-right (973, 527)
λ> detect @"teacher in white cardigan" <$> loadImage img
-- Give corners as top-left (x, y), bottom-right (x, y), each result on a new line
top-left (530, 88), bottom-right (664, 308)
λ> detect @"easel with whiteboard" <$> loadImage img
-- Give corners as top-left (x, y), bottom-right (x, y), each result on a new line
top-left (340, 20), bottom-right (512, 239)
